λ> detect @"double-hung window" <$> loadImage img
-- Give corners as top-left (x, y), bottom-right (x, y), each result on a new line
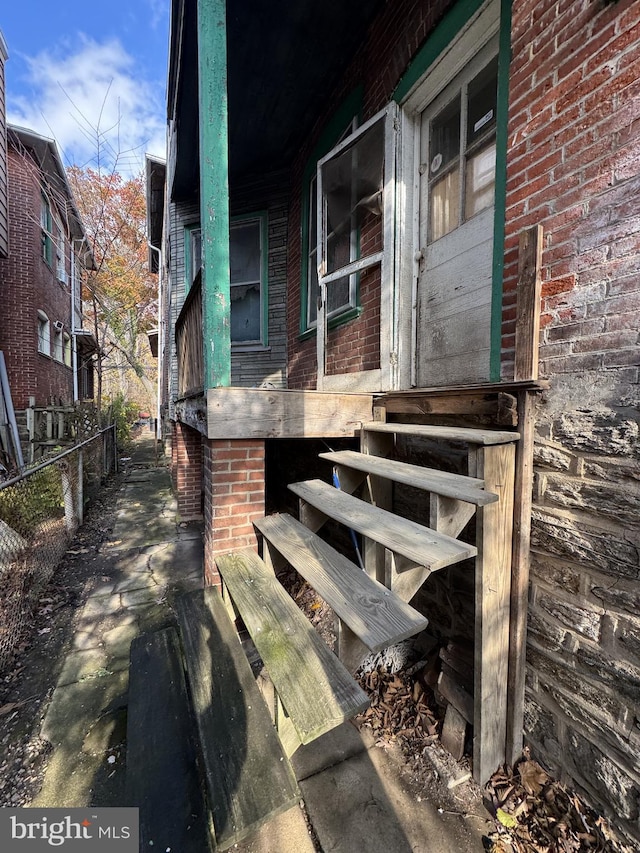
top-left (229, 214), bottom-right (267, 346)
top-left (54, 218), bottom-right (66, 283)
top-left (53, 327), bottom-right (63, 361)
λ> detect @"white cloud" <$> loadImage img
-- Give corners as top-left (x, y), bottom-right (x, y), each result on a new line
top-left (8, 35), bottom-right (166, 176)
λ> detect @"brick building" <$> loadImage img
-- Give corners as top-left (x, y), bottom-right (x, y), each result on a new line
top-left (151, 0), bottom-right (640, 842)
top-left (0, 123), bottom-right (96, 453)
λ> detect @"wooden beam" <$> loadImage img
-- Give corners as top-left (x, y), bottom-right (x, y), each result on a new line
top-left (206, 388), bottom-right (373, 439)
top-left (514, 225), bottom-right (543, 382)
top-left (473, 443), bottom-right (515, 785)
top-left (197, 0), bottom-right (231, 389)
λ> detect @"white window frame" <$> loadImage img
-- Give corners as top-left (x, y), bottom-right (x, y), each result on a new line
top-left (63, 332), bottom-right (72, 367)
top-left (37, 310), bottom-right (50, 355)
top-left (54, 217), bottom-right (67, 283)
top-left (53, 327), bottom-right (63, 362)
top-left (315, 102), bottom-right (399, 391)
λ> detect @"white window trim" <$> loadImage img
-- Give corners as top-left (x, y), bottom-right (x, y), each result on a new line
top-left (315, 103), bottom-right (399, 392)
top-left (37, 310), bottom-right (50, 355)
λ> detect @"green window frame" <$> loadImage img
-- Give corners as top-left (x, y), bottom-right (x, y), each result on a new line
top-left (184, 223), bottom-right (202, 294)
top-left (41, 192), bottom-right (52, 266)
top-left (229, 212), bottom-right (268, 347)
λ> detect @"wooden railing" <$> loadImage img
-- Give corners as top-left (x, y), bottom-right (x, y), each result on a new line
top-left (176, 271), bottom-right (203, 397)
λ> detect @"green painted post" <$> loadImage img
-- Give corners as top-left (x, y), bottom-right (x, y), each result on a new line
top-left (197, 0), bottom-right (231, 389)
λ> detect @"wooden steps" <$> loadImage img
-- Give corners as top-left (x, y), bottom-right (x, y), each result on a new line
top-left (127, 628), bottom-right (214, 852)
top-left (174, 586), bottom-right (300, 850)
top-left (216, 549), bottom-right (370, 744)
top-left (255, 512), bottom-right (428, 652)
top-left (288, 478), bottom-right (476, 570)
top-left (319, 449), bottom-right (497, 505)
top-left (362, 422), bottom-right (520, 445)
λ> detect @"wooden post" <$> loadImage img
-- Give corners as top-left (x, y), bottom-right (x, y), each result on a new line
top-left (514, 225), bottom-right (543, 382)
top-left (473, 442), bottom-right (515, 784)
top-left (361, 426), bottom-right (394, 585)
top-left (197, 0), bottom-right (231, 389)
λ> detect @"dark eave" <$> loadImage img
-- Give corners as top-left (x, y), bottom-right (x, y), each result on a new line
top-left (145, 154), bottom-right (166, 272)
top-left (169, 0), bottom-right (383, 200)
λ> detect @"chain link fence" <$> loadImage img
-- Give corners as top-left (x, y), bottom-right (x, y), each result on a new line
top-left (0, 425), bottom-right (117, 674)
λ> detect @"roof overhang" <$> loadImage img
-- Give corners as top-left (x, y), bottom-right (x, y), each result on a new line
top-left (168, 0), bottom-right (384, 200)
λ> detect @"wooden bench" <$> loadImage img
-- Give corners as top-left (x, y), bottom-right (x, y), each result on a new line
top-left (216, 549), bottom-right (369, 745)
top-left (127, 588), bottom-right (300, 852)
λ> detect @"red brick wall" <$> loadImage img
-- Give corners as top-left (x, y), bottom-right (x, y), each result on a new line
top-left (0, 147), bottom-right (74, 409)
top-left (202, 438), bottom-right (265, 586)
top-left (171, 421), bottom-right (203, 520)
top-left (502, 0), bottom-right (640, 379)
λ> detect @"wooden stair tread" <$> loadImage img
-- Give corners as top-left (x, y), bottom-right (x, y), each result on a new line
top-left (319, 449), bottom-right (497, 505)
top-left (289, 479), bottom-right (476, 570)
top-left (216, 549), bottom-right (369, 744)
top-left (362, 422), bottom-right (520, 445)
top-left (174, 587), bottom-right (300, 850)
top-left (127, 628), bottom-right (214, 852)
top-left (255, 513), bottom-right (428, 652)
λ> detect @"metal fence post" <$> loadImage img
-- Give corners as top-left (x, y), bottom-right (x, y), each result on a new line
top-left (77, 449), bottom-right (84, 525)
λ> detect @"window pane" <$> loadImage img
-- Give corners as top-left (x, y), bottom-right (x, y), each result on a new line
top-left (321, 118), bottom-right (384, 275)
top-left (230, 221), bottom-right (260, 284)
top-left (307, 247), bottom-right (319, 326)
top-left (465, 141), bottom-right (496, 218)
top-left (326, 277), bottom-right (350, 316)
top-left (231, 283), bottom-right (261, 342)
top-left (467, 57), bottom-right (498, 146)
top-left (191, 229), bottom-right (202, 283)
top-left (430, 170), bottom-right (460, 242)
top-left (429, 97), bottom-right (460, 177)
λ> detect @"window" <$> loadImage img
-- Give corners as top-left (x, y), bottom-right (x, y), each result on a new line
top-left (304, 119), bottom-right (358, 331)
top-left (37, 311), bottom-right (50, 355)
top-left (185, 225), bottom-right (201, 292)
top-left (54, 218), bottom-right (66, 282)
top-left (41, 193), bottom-right (52, 266)
top-left (229, 214), bottom-right (267, 346)
top-left (63, 333), bottom-right (72, 367)
top-left (53, 327), bottom-right (63, 361)
top-left (427, 56), bottom-right (498, 243)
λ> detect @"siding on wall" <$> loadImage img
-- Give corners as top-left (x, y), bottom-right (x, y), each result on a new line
top-left (504, 0), bottom-right (640, 842)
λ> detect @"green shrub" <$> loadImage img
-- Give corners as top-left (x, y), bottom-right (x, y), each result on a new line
top-left (103, 394), bottom-right (139, 451)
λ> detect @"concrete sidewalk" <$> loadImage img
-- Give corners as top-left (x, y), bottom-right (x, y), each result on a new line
top-left (31, 431), bottom-right (490, 852)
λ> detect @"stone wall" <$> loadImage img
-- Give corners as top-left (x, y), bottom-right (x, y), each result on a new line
top-left (504, 0), bottom-right (640, 841)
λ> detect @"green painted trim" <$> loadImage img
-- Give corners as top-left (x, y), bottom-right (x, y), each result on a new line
top-left (299, 87), bottom-right (363, 336)
top-left (197, 0), bottom-right (231, 389)
top-left (230, 211), bottom-right (269, 346)
top-left (298, 306), bottom-right (364, 342)
top-left (393, 0), bottom-right (486, 103)
top-left (490, 0), bottom-right (512, 382)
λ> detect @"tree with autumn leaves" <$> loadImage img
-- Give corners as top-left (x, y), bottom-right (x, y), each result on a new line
top-left (67, 166), bottom-right (157, 421)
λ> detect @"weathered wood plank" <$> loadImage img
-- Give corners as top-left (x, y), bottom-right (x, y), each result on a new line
top-left (127, 628), bottom-right (214, 852)
top-left (514, 225), bottom-right (543, 382)
top-left (205, 387), bottom-right (373, 439)
top-left (362, 422), bottom-right (520, 445)
top-left (289, 479), bottom-right (476, 570)
top-left (320, 450), bottom-right (497, 505)
top-left (174, 587), bottom-right (300, 850)
top-left (473, 443), bottom-right (515, 784)
top-left (216, 550), bottom-right (369, 744)
top-left (255, 513), bottom-right (428, 652)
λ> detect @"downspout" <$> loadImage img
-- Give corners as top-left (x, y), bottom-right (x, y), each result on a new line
top-left (148, 241), bottom-right (163, 441)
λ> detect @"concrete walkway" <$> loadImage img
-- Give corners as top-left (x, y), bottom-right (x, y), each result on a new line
top-left (31, 432), bottom-right (490, 852)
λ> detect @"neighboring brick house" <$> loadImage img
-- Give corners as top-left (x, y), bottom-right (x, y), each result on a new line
top-left (0, 32), bottom-right (8, 260)
top-left (154, 0), bottom-right (639, 842)
top-left (0, 124), bottom-right (96, 453)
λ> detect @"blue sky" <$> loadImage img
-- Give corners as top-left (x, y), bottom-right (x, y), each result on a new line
top-left (1, 0), bottom-right (169, 175)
